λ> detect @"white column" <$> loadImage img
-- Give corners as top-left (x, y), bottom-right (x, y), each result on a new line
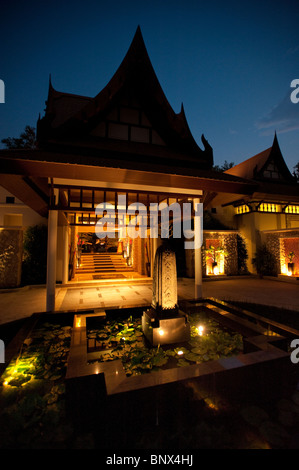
top-left (62, 225), bottom-right (69, 285)
top-left (46, 210), bottom-right (58, 311)
top-left (194, 198), bottom-right (203, 299)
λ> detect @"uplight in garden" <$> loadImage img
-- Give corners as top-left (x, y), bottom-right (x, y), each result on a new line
top-left (197, 325), bottom-right (204, 336)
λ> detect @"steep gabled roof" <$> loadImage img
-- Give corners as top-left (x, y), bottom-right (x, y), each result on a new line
top-left (225, 133), bottom-right (295, 184)
top-left (44, 77), bottom-right (92, 128)
top-left (37, 26), bottom-right (213, 170)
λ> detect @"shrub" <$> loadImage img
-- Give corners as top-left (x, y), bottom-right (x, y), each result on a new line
top-left (21, 224), bottom-right (48, 285)
top-left (237, 234), bottom-right (249, 274)
top-left (252, 244), bottom-right (278, 277)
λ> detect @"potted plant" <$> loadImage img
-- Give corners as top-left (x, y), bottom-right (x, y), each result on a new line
top-left (215, 245), bottom-right (229, 261)
top-left (205, 244), bottom-right (228, 274)
top-left (205, 245), bottom-right (217, 270)
top-left (287, 251), bottom-right (295, 275)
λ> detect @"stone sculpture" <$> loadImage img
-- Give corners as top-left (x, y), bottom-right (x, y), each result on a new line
top-left (142, 243), bottom-right (190, 345)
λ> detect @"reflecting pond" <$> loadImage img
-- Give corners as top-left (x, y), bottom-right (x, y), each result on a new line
top-left (87, 312), bottom-right (243, 376)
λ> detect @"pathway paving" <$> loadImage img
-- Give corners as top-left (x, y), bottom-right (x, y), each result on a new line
top-left (179, 277), bottom-right (299, 311)
top-left (0, 277), bottom-right (298, 326)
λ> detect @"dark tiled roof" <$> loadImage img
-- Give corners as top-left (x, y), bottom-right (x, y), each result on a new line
top-left (37, 27), bottom-right (213, 170)
top-left (225, 133), bottom-right (295, 184)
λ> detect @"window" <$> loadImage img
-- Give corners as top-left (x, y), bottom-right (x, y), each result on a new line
top-left (263, 162), bottom-right (281, 179)
top-left (6, 196), bottom-right (15, 204)
top-left (285, 205), bottom-right (299, 214)
top-left (235, 205), bottom-right (250, 215)
top-left (258, 203), bottom-right (279, 213)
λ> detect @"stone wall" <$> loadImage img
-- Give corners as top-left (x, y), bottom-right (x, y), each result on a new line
top-left (204, 231), bottom-right (238, 276)
top-left (264, 230), bottom-right (299, 275)
top-left (185, 231), bottom-right (239, 277)
top-left (0, 228), bottom-right (23, 288)
top-left (223, 232), bottom-right (238, 276)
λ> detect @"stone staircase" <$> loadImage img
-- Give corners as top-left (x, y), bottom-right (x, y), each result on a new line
top-left (76, 252), bottom-right (134, 276)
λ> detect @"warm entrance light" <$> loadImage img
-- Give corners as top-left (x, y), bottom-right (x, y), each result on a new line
top-left (197, 325), bottom-right (204, 336)
top-left (281, 265), bottom-right (287, 275)
top-left (287, 270), bottom-right (293, 277)
top-left (177, 350), bottom-right (184, 356)
top-left (158, 329), bottom-right (165, 336)
top-left (213, 266), bottom-right (219, 275)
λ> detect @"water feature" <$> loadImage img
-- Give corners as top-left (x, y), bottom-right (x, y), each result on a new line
top-left (63, 244), bottom-right (297, 431)
top-left (142, 243), bottom-right (191, 345)
top-left (86, 309), bottom-right (243, 376)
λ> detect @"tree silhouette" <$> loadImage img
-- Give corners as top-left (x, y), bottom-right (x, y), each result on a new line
top-left (293, 162), bottom-right (299, 180)
top-left (1, 125), bottom-right (36, 149)
top-left (213, 160), bottom-right (234, 172)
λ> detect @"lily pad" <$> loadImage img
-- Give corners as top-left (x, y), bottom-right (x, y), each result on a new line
top-left (185, 352), bottom-right (201, 362)
top-left (177, 358), bottom-right (190, 367)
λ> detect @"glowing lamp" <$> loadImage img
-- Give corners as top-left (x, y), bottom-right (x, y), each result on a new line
top-left (177, 350), bottom-right (184, 356)
top-left (281, 265), bottom-right (287, 275)
top-left (287, 270), bottom-right (292, 277)
top-left (158, 329), bottom-right (165, 337)
top-left (197, 325), bottom-right (204, 336)
top-left (213, 266), bottom-right (219, 275)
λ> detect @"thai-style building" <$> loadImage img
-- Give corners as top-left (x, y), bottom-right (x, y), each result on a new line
top-left (0, 27), bottom-right (298, 307)
top-left (205, 133), bottom-right (299, 275)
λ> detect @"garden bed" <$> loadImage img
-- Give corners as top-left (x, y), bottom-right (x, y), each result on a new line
top-left (0, 314), bottom-right (76, 448)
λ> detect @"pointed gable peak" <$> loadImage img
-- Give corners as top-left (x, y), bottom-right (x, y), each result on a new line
top-left (261, 132), bottom-right (294, 182)
top-left (272, 130), bottom-right (280, 152)
top-left (117, 26), bottom-right (157, 83)
top-left (179, 102), bottom-right (186, 117)
top-left (47, 73), bottom-right (55, 100)
top-left (114, 26), bottom-right (149, 70)
top-left (128, 25), bottom-right (148, 56)
top-left (270, 131), bottom-right (290, 164)
top-left (132, 25), bottom-right (144, 45)
top-left (38, 27), bottom-right (213, 169)
top-left (226, 132), bottom-right (295, 183)
top-left (48, 73), bottom-right (53, 90)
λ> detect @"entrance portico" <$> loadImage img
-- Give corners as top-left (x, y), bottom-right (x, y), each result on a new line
top-left (45, 169), bottom-right (207, 311)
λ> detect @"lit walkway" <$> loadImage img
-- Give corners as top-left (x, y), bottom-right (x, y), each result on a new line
top-left (0, 277), bottom-right (298, 326)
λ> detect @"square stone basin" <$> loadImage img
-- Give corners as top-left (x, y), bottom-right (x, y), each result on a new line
top-left (65, 298), bottom-right (298, 428)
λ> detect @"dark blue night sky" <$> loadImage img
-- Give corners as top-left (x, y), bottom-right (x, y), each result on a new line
top-left (1, 0), bottom-right (299, 170)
